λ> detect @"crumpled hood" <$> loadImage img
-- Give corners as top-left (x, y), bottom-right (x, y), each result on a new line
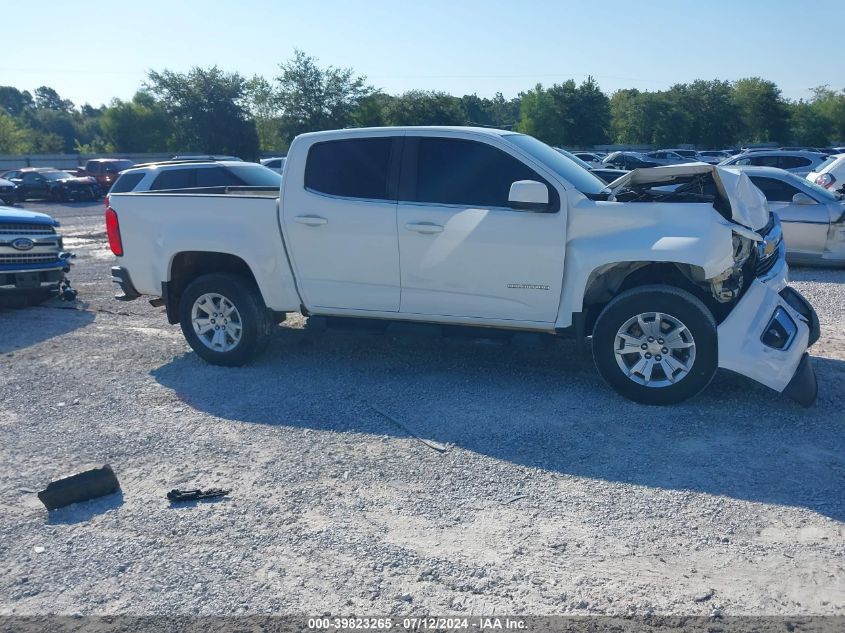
top-left (0, 206), bottom-right (59, 226)
top-left (607, 163), bottom-right (770, 231)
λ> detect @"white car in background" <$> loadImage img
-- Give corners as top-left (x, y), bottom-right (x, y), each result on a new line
top-left (571, 152), bottom-right (604, 167)
top-left (643, 150), bottom-right (695, 165)
top-left (697, 150), bottom-right (733, 164)
top-left (108, 160), bottom-right (281, 194)
top-left (260, 157), bottom-right (286, 174)
top-left (807, 153), bottom-right (845, 194)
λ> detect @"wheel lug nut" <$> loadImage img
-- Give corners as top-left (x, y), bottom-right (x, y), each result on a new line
top-left (656, 355), bottom-right (662, 361)
top-left (658, 338), bottom-right (664, 344)
top-left (647, 337), bottom-right (654, 342)
top-left (645, 353), bottom-right (652, 359)
top-left (641, 343), bottom-right (648, 350)
top-left (662, 347), bottom-right (668, 354)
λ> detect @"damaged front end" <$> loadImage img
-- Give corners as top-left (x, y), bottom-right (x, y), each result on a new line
top-left (607, 165), bottom-right (819, 406)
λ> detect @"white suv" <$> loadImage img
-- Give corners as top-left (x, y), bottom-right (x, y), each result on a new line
top-left (109, 160), bottom-right (281, 194)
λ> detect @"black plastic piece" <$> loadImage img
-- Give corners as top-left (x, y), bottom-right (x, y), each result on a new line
top-left (782, 352), bottom-right (818, 408)
top-left (111, 266), bottom-right (140, 301)
top-left (779, 287), bottom-right (820, 347)
top-left (37, 464), bottom-right (120, 511)
top-left (167, 488), bottom-right (230, 503)
top-left (161, 280), bottom-right (178, 324)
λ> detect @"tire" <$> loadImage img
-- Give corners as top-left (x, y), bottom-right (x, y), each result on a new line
top-left (178, 273), bottom-right (269, 366)
top-left (591, 285), bottom-right (717, 405)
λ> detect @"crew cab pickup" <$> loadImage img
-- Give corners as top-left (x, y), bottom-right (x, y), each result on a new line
top-left (106, 127), bottom-right (820, 406)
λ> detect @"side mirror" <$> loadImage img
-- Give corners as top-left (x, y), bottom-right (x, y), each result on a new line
top-left (509, 180), bottom-right (549, 212)
top-left (792, 192), bottom-right (816, 205)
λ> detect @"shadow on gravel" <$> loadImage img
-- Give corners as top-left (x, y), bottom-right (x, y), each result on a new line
top-left (46, 490), bottom-right (124, 525)
top-left (152, 325), bottom-right (845, 522)
top-left (0, 305), bottom-right (94, 354)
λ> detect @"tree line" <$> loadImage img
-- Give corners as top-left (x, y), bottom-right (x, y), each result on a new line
top-left (1, 50), bottom-right (843, 159)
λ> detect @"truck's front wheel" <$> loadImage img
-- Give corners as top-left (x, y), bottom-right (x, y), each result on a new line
top-left (592, 285), bottom-right (717, 405)
top-left (178, 273), bottom-right (269, 366)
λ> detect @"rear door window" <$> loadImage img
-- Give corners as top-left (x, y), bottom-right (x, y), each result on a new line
top-left (750, 155), bottom-right (780, 167)
top-left (195, 167), bottom-right (244, 188)
top-left (305, 138), bottom-right (394, 200)
top-left (151, 169), bottom-right (195, 190)
top-left (778, 156), bottom-right (812, 169)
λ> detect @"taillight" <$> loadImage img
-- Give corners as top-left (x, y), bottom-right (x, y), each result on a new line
top-left (815, 173), bottom-right (835, 189)
top-left (105, 206), bottom-right (123, 256)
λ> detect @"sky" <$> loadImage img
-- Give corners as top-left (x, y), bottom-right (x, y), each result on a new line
top-left (4, 0), bottom-right (842, 108)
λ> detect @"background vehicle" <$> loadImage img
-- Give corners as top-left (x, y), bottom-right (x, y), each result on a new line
top-left (644, 150), bottom-right (695, 165)
top-left (1, 168), bottom-right (99, 201)
top-left (553, 148), bottom-right (628, 183)
top-left (739, 166), bottom-right (845, 265)
top-left (170, 155), bottom-right (243, 161)
top-left (0, 206), bottom-right (74, 306)
top-left (0, 178), bottom-right (18, 205)
top-left (721, 151), bottom-right (829, 177)
top-left (807, 153), bottom-right (845, 194)
top-left (697, 150), bottom-right (733, 163)
top-left (110, 160), bottom-right (281, 193)
top-left (571, 152), bottom-right (603, 167)
top-left (260, 157), bottom-right (286, 174)
top-left (602, 151), bottom-right (659, 169)
top-left (76, 158), bottom-right (135, 192)
top-left (107, 127), bottom-right (817, 407)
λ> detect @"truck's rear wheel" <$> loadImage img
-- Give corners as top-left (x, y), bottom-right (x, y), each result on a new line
top-left (178, 273), bottom-right (269, 366)
top-left (592, 285), bottom-right (717, 405)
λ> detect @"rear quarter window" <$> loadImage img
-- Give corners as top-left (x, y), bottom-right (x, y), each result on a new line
top-left (305, 138), bottom-right (394, 200)
top-left (110, 172), bottom-right (145, 193)
top-left (778, 156), bottom-right (812, 169)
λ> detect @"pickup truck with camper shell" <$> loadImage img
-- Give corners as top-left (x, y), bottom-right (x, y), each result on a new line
top-left (0, 206), bottom-right (75, 306)
top-left (105, 127), bottom-right (820, 406)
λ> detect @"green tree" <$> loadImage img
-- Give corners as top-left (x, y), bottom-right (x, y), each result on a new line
top-left (33, 86), bottom-right (74, 112)
top-left (101, 92), bottom-right (173, 152)
top-left (145, 66), bottom-right (259, 158)
top-left (0, 87), bottom-right (34, 116)
top-left (383, 90), bottom-right (464, 126)
top-left (515, 84), bottom-right (566, 144)
top-left (246, 75), bottom-right (285, 151)
top-left (0, 111), bottom-right (33, 153)
top-left (275, 50), bottom-right (373, 140)
top-left (733, 77), bottom-right (789, 143)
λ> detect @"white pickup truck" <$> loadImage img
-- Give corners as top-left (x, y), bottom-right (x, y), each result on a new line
top-left (106, 127), bottom-right (820, 406)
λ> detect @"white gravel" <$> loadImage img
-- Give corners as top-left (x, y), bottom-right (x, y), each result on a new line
top-left (1, 200), bottom-right (843, 617)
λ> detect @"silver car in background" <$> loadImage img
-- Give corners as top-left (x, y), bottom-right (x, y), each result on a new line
top-left (721, 151), bottom-right (829, 177)
top-left (738, 166), bottom-right (845, 265)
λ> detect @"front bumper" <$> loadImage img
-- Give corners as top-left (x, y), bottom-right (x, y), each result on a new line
top-left (717, 279), bottom-right (818, 407)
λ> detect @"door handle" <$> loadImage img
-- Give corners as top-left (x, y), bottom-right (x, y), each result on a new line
top-left (294, 215), bottom-right (328, 226)
top-left (406, 222), bottom-right (444, 234)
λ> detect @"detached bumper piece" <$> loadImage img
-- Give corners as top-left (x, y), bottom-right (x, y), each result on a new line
top-left (779, 286), bottom-right (820, 347)
top-left (782, 353), bottom-right (818, 408)
top-left (110, 266), bottom-right (140, 301)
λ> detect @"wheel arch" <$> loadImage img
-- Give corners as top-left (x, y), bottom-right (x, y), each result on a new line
top-left (163, 251), bottom-right (264, 324)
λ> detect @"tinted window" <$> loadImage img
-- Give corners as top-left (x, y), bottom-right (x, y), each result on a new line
top-left (778, 156), bottom-right (812, 169)
top-left (22, 173), bottom-right (42, 184)
top-left (110, 172), bottom-right (145, 193)
top-left (86, 162), bottom-right (100, 174)
top-left (196, 167), bottom-right (244, 187)
top-left (305, 138), bottom-right (393, 200)
top-left (749, 176), bottom-right (801, 202)
top-left (506, 134), bottom-right (606, 195)
top-left (226, 164), bottom-right (282, 187)
top-left (151, 169), bottom-right (194, 190)
top-left (415, 138), bottom-right (544, 208)
top-left (749, 155), bottom-right (780, 167)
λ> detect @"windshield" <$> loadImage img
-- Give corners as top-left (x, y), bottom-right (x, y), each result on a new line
top-left (41, 171), bottom-right (70, 181)
top-left (227, 164), bottom-right (283, 187)
top-left (108, 160), bottom-right (135, 171)
top-left (505, 134), bottom-right (608, 194)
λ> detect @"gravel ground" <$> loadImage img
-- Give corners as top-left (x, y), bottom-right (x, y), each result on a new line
top-left (1, 200), bottom-right (844, 617)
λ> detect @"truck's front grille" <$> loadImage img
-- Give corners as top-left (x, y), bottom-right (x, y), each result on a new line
top-left (0, 223), bottom-right (56, 235)
top-left (0, 253), bottom-right (60, 265)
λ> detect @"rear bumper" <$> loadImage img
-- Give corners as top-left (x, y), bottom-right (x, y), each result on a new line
top-left (111, 266), bottom-right (140, 301)
top-left (718, 280), bottom-right (818, 407)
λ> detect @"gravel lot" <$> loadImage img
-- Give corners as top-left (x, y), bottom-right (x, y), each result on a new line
top-left (1, 200), bottom-right (844, 617)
